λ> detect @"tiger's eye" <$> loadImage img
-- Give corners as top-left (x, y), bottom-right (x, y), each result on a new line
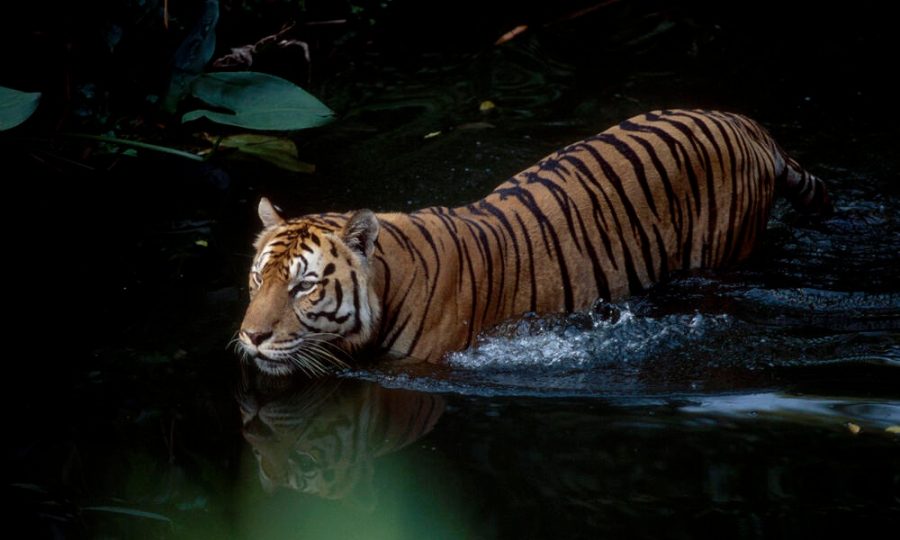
top-left (290, 280), bottom-right (316, 296)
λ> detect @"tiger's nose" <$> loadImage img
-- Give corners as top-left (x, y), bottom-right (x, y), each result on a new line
top-left (243, 330), bottom-right (273, 346)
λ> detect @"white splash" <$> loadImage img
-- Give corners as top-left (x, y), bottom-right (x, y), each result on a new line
top-left (447, 304), bottom-right (733, 370)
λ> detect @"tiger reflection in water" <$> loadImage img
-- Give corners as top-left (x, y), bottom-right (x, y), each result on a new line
top-left (237, 368), bottom-right (444, 504)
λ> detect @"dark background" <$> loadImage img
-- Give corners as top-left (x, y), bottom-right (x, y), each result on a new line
top-left (3, 1), bottom-right (898, 537)
top-left (5, 1), bottom-right (895, 355)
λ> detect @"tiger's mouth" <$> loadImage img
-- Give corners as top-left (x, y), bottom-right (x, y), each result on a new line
top-left (253, 353), bottom-right (293, 376)
top-left (251, 339), bottom-right (350, 376)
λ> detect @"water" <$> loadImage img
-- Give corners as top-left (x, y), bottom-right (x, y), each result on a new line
top-left (8, 1), bottom-right (900, 538)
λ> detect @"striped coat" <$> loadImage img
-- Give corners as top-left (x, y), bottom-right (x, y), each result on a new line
top-left (239, 109), bottom-right (831, 372)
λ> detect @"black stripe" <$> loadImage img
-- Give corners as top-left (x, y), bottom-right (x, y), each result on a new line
top-left (381, 312), bottom-right (413, 355)
top-left (652, 224), bottom-right (669, 280)
top-left (307, 286), bottom-right (327, 306)
top-left (479, 200), bottom-right (523, 309)
top-left (561, 152), bottom-right (644, 295)
top-left (626, 134), bottom-right (682, 240)
top-left (379, 221), bottom-right (419, 264)
top-left (496, 184), bottom-right (574, 311)
top-left (318, 217), bottom-right (342, 228)
top-left (458, 218), bottom-right (492, 327)
top-left (374, 255), bottom-right (392, 341)
top-left (573, 141), bottom-right (658, 286)
top-left (307, 309), bottom-right (349, 324)
top-left (460, 237), bottom-right (479, 347)
top-left (529, 161), bottom-right (585, 253)
top-left (431, 211), bottom-right (466, 294)
top-left (590, 133), bottom-right (660, 219)
top-left (682, 196), bottom-right (695, 269)
top-left (470, 212), bottom-right (510, 319)
top-left (333, 280), bottom-right (343, 310)
top-left (298, 318), bottom-right (321, 333)
top-left (406, 215), bottom-right (443, 356)
top-left (621, 118), bottom-right (705, 269)
top-left (655, 111), bottom-right (718, 266)
top-left (702, 112), bottom-right (743, 265)
top-left (741, 114), bottom-right (771, 258)
top-left (730, 116), bottom-right (758, 264)
top-left (348, 271), bottom-right (363, 334)
top-left (460, 215), bottom-right (501, 326)
top-left (495, 185), bottom-right (553, 253)
top-left (559, 155), bottom-right (621, 271)
top-left (513, 212), bottom-right (538, 312)
top-left (620, 118), bottom-right (702, 213)
top-left (264, 239), bottom-right (292, 249)
top-left (381, 268), bottom-right (419, 355)
top-left (571, 190), bottom-right (612, 300)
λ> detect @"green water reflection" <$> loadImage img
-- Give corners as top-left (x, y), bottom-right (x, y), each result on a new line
top-left (235, 371), bottom-right (476, 539)
top-left (229, 368), bottom-right (900, 539)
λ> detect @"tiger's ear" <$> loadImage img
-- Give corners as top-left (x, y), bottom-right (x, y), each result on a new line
top-left (342, 210), bottom-right (379, 259)
top-left (258, 197), bottom-right (284, 228)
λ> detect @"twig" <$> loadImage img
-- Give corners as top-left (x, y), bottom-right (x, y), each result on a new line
top-left (66, 133), bottom-right (205, 161)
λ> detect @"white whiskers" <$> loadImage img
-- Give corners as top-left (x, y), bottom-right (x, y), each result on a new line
top-left (278, 332), bottom-right (351, 377)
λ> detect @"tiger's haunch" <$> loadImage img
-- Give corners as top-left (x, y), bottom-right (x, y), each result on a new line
top-left (238, 109), bottom-right (831, 375)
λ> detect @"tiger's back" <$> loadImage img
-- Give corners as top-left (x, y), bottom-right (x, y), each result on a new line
top-left (239, 109), bottom-right (831, 371)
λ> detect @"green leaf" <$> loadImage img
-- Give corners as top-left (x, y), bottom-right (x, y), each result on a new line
top-left (0, 86), bottom-right (41, 130)
top-left (183, 72), bottom-right (334, 131)
top-left (212, 133), bottom-right (315, 173)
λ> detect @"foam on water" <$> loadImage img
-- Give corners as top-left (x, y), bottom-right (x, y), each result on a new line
top-left (446, 304), bottom-right (733, 370)
top-left (348, 292), bottom-right (899, 397)
top-left (680, 392), bottom-right (900, 429)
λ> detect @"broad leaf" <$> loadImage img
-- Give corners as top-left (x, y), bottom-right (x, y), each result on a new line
top-left (0, 86), bottom-right (41, 130)
top-left (209, 133), bottom-right (315, 173)
top-left (183, 72), bottom-right (334, 131)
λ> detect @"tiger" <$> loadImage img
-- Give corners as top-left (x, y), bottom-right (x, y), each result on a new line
top-left (238, 109), bottom-right (832, 375)
top-left (238, 371), bottom-right (444, 503)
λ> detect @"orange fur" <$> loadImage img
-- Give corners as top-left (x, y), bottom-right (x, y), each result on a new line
top-left (238, 110), bottom-right (831, 372)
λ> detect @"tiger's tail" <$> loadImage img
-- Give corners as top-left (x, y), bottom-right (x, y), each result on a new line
top-left (774, 146), bottom-right (833, 216)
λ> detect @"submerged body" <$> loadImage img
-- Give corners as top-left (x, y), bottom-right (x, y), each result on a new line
top-left (239, 109), bottom-right (831, 374)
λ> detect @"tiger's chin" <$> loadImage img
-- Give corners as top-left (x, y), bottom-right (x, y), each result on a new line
top-left (251, 354), bottom-right (297, 377)
top-left (247, 340), bottom-right (352, 377)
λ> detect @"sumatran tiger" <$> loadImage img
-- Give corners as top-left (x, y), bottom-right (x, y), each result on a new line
top-left (238, 109), bottom-right (831, 375)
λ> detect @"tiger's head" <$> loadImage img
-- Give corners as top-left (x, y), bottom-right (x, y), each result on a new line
top-left (238, 198), bottom-right (381, 376)
top-left (237, 373), bottom-right (445, 507)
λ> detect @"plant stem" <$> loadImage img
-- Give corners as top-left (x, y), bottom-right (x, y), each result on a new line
top-left (67, 133), bottom-right (206, 161)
